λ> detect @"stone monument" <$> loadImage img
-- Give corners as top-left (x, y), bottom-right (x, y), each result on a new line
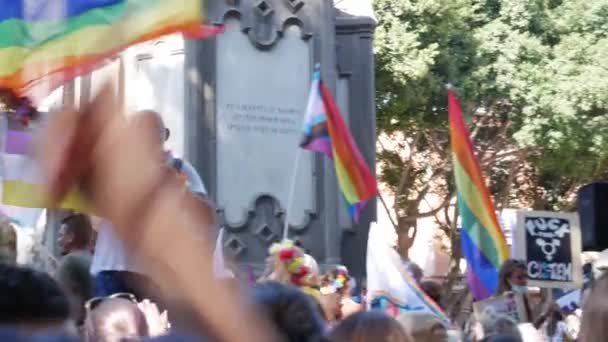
top-left (182, 0), bottom-right (376, 278)
top-left (53, 0), bottom-right (377, 279)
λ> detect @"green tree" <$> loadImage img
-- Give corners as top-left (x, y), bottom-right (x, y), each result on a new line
top-left (374, 0), bottom-right (608, 263)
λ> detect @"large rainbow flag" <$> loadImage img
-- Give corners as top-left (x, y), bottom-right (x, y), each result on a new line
top-left (300, 69), bottom-right (378, 222)
top-left (448, 88), bottom-right (509, 300)
top-left (0, 0), bottom-right (213, 99)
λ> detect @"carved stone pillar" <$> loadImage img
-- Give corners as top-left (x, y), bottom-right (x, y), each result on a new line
top-left (335, 12), bottom-right (377, 279)
top-left (185, 0), bottom-right (340, 273)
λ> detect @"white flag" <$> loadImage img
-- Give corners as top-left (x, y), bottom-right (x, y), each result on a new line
top-left (213, 228), bottom-right (234, 279)
top-left (366, 222), bottom-right (449, 324)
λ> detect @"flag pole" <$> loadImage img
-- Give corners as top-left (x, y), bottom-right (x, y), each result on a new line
top-left (283, 149), bottom-right (302, 240)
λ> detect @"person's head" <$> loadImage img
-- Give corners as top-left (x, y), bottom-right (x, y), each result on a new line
top-left (330, 311), bottom-right (412, 342)
top-left (420, 280), bottom-right (443, 307)
top-left (497, 259), bottom-right (527, 295)
top-left (0, 264), bottom-right (70, 332)
top-left (84, 297), bottom-right (148, 342)
top-left (0, 220), bottom-right (16, 264)
top-left (253, 282), bottom-right (325, 342)
top-left (579, 272), bottom-right (608, 342)
top-left (479, 314), bottom-right (519, 340)
top-left (322, 266), bottom-right (352, 296)
top-left (405, 262), bottom-right (424, 284)
top-left (57, 214), bottom-right (93, 256)
top-left (266, 240), bottom-right (317, 288)
top-left (56, 254), bottom-right (94, 325)
top-left (397, 311), bottom-right (447, 342)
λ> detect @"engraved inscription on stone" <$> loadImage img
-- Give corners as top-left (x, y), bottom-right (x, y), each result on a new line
top-left (223, 103), bottom-right (300, 136)
top-left (216, 18), bottom-right (314, 228)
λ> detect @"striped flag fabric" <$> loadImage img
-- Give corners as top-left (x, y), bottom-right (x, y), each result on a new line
top-left (366, 222), bottom-right (450, 325)
top-left (1, 117), bottom-right (92, 213)
top-left (448, 88), bottom-right (509, 300)
top-left (300, 68), bottom-right (378, 222)
top-left (0, 0), bottom-right (215, 99)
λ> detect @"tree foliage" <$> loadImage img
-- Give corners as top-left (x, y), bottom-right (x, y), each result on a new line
top-left (374, 0), bottom-right (608, 262)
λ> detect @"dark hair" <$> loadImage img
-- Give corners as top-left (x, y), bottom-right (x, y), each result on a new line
top-left (253, 282), bottom-right (326, 342)
top-left (329, 311), bottom-right (411, 342)
top-left (61, 214), bottom-right (93, 249)
top-left (0, 264), bottom-right (69, 323)
top-left (420, 280), bottom-right (442, 306)
top-left (496, 259), bottom-right (527, 295)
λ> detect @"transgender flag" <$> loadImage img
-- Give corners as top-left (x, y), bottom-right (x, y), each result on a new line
top-left (300, 68), bottom-right (378, 222)
top-left (448, 88), bottom-right (509, 300)
top-left (1, 117), bottom-right (91, 214)
top-left (366, 222), bottom-right (450, 325)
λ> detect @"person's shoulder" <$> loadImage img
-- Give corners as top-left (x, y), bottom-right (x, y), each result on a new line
top-left (180, 159), bottom-right (207, 195)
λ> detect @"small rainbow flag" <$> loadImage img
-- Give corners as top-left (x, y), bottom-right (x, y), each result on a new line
top-left (448, 88), bottom-right (509, 300)
top-left (0, 0), bottom-right (218, 99)
top-left (300, 69), bottom-right (378, 222)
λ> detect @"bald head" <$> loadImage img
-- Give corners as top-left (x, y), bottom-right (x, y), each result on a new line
top-left (86, 298), bottom-right (148, 341)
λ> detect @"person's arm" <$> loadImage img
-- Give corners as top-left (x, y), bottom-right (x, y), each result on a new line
top-left (38, 84), bottom-right (277, 342)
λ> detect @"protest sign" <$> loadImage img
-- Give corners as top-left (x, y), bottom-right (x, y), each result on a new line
top-left (473, 295), bottom-right (521, 323)
top-left (515, 211), bottom-right (582, 289)
top-left (553, 263), bottom-right (593, 313)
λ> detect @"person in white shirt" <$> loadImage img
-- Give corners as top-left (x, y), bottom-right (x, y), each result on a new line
top-left (91, 111), bottom-right (207, 300)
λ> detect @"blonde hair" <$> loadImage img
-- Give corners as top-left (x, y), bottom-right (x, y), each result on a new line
top-left (397, 311), bottom-right (446, 341)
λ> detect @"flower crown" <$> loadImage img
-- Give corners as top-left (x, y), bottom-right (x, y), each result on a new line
top-left (333, 266), bottom-right (349, 290)
top-left (268, 239), bottom-right (312, 287)
top-left (320, 265), bottom-right (351, 295)
top-left (0, 89), bottom-right (37, 126)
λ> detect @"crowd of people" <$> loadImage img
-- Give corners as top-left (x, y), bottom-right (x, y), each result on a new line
top-left (0, 85), bottom-right (604, 342)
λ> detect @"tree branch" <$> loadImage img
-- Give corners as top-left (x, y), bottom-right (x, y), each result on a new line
top-left (404, 191), bottom-right (455, 222)
top-left (395, 131), bottom-right (422, 200)
top-left (378, 193), bottom-right (398, 230)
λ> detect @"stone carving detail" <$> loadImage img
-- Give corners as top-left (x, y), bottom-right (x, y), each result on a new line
top-left (249, 195), bottom-right (284, 245)
top-left (255, 0), bottom-right (273, 16)
top-left (255, 224), bottom-right (278, 243)
top-left (224, 234), bottom-right (247, 256)
top-left (211, 0), bottom-right (314, 48)
top-left (285, 0), bottom-right (304, 13)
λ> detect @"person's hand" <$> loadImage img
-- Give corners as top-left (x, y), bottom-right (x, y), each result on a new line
top-left (138, 299), bottom-right (170, 337)
top-left (340, 298), bottom-right (363, 318)
top-left (37, 84), bottom-right (278, 342)
top-left (38, 85), bottom-right (167, 237)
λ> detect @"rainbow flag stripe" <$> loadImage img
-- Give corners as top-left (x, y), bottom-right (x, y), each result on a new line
top-left (448, 88), bottom-right (509, 300)
top-left (300, 70), bottom-right (378, 222)
top-left (2, 120), bottom-right (92, 213)
top-left (0, 0), bottom-right (207, 98)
